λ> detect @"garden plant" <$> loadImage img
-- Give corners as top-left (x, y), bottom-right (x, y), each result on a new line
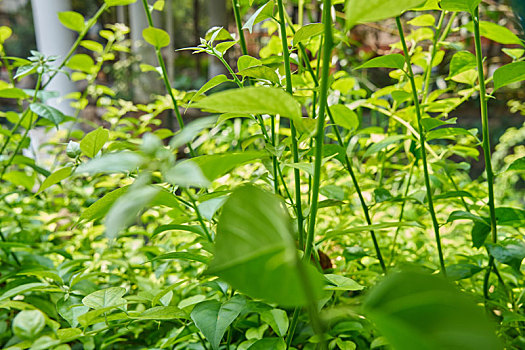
top-left (1, 0), bottom-right (525, 349)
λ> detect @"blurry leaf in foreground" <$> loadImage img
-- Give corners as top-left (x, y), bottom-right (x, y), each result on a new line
top-left (363, 270), bottom-right (502, 350)
top-left (208, 184), bottom-right (322, 307)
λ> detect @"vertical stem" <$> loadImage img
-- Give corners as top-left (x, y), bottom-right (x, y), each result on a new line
top-left (277, 0), bottom-right (305, 248)
top-left (285, 2), bottom-right (332, 347)
top-left (396, 17), bottom-right (446, 276)
top-left (232, 0), bottom-right (248, 55)
top-left (142, 0), bottom-right (186, 135)
top-left (422, 11), bottom-right (446, 102)
top-left (472, 7), bottom-right (498, 299)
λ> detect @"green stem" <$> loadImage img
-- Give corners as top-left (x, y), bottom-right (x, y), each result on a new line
top-left (232, 0), bottom-right (248, 55)
top-left (43, 3), bottom-right (108, 89)
top-left (277, 0), bottom-right (305, 248)
top-left (142, 0), bottom-right (188, 138)
top-left (396, 16), bottom-right (446, 276)
top-left (472, 6), bottom-right (498, 299)
top-left (286, 1), bottom-right (332, 347)
top-left (0, 73), bottom-right (42, 179)
top-left (389, 161), bottom-right (414, 265)
top-left (295, 41), bottom-right (386, 272)
top-left (422, 11), bottom-right (446, 102)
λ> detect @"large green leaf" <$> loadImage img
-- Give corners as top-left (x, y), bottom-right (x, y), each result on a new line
top-left (80, 186), bottom-right (129, 222)
top-left (12, 310), bottom-right (45, 340)
top-left (37, 167), bottom-right (72, 194)
top-left (494, 62), bottom-right (525, 90)
top-left (192, 87), bottom-right (302, 122)
top-left (29, 103), bottom-right (65, 128)
top-left (440, 0), bottom-right (482, 14)
top-left (164, 160), bottom-right (211, 188)
top-left (465, 21), bottom-right (524, 46)
top-left (260, 309), bottom-right (289, 337)
top-left (75, 152), bottom-right (143, 175)
top-left (142, 27), bottom-right (170, 48)
top-left (80, 127), bottom-right (109, 158)
top-left (82, 287), bottom-right (127, 309)
top-left (330, 104), bottom-right (359, 131)
top-left (242, 0), bottom-right (274, 34)
top-left (190, 151), bottom-right (267, 181)
top-left (105, 183), bottom-right (159, 239)
top-left (293, 23), bottom-right (324, 46)
top-left (363, 271), bottom-right (502, 350)
top-left (208, 185), bottom-right (323, 307)
top-left (57, 11), bottom-right (85, 33)
top-left (486, 240), bottom-right (525, 272)
top-left (508, 157), bottom-right (525, 171)
top-left (191, 296), bottom-right (246, 350)
top-left (346, 0), bottom-right (426, 28)
top-left (355, 54), bottom-right (406, 70)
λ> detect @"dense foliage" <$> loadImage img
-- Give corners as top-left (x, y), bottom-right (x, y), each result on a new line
top-left (1, 0), bottom-right (525, 349)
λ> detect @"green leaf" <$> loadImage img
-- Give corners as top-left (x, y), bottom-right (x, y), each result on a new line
top-left (190, 151), bottom-right (267, 181)
top-left (164, 160), bottom-right (211, 188)
top-left (57, 296), bottom-right (89, 328)
top-left (37, 167), bottom-right (72, 194)
top-left (439, 0), bottom-right (482, 14)
top-left (237, 65), bottom-right (279, 84)
top-left (187, 75), bottom-right (229, 107)
top-left (82, 287), bottom-right (127, 309)
top-left (192, 87), bottom-right (302, 122)
top-left (129, 306), bottom-right (184, 320)
top-left (105, 184), bottom-right (159, 239)
top-left (170, 116), bottom-right (218, 149)
top-left (465, 21), bottom-right (524, 46)
top-left (363, 270), bottom-right (503, 350)
top-left (208, 185), bottom-right (323, 306)
top-left (80, 40), bottom-right (104, 54)
top-left (363, 135), bottom-right (407, 158)
top-left (58, 11), bottom-right (85, 32)
top-left (486, 240), bottom-right (525, 272)
top-left (12, 310), bottom-right (45, 340)
top-left (426, 127), bottom-right (473, 141)
top-left (0, 25), bottom-right (12, 43)
top-left (80, 186), bottom-right (129, 222)
top-left (346, 0), bottom-right (426, 28)
top-left (149, 251), bottom-right (210, 264)
top-left (191, 296), bottom-right (246, 350)
top-left (472, 221), bottom-right (490, 248)
top-left (356, 54), bottom-right (405, 70)
top-left (407, 14), bottom-right (436, 27)
top-left (29, 103), bottom-right (65, 127)
top-left (105, 0), bottom-right (137, 6)
top-left (324, 274), bottom-right (364, 291)
top-left (508, 157), bottom-right (525, 171)
top-left (293, 23), bottom-right (324, 46)
top-left (4, 171), bottom-right (34, 191)
top-left (448, 51), bottom-right (476, 79)
top-left (75, 152), bottom-right (143, 175)
top-left (330, 104), bottom-right (359, 131)
top-left (493, 62), bottom-right (525, 91)
top-left (446, 263), bottom-right (483, 281)
top-left (242, 1), bottom-right (274, 34)
top-left (66, 54), bottom-right (95, 73)
top-left (495, 207), bottom-right (525, 225)
top-left (151, 224), bottom-right (205, 238)
top-left (0, 88), bottom-right (29, 99)
top-left (142, 27), bottom-right (170, 48)
top-left (260, 309), bottom-right (289, 337)
top-left (80, 127), bottom-right (109, 158)
top-left (247, 338), bottom-right (286, 350)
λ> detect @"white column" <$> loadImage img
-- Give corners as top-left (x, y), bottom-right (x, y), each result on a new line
top-left (207, 0), bottom-right (228, 79)
top-left (31, 0), bottom-right (76, 115)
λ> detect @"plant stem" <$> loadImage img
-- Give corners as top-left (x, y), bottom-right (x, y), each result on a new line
top-left (422, 11), bottom-right (446, 102)
top-left (276, 0), bottom-right (305, 248)
top-left (141, 0), bottom-right (188, 138)
top-left (472, 6), bottom-right (498, 299)
top-left (43, 3), bottom-right (108, 90)
top-left (396, 16), bottom-right (446, 276)
top-left (0, 73), bottom-right (42, 179)
top-left (294, 39), bottom-right (387, 272)
top-left (285, 1), bottom-right (332, 347)
top-left (232, 0), bottom-right (248, 55)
